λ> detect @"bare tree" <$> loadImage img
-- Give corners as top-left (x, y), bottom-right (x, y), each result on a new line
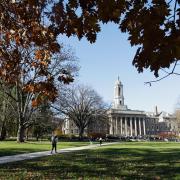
top-left (0, 47), bottom-right (78, 142)
top-left (54, 85), bottom-right (108, 139)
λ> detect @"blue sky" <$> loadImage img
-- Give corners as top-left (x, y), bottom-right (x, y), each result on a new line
top-left (59, 23), bottom-right (180, 113)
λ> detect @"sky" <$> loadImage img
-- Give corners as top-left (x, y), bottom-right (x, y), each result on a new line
top-left (59, 23), bottom-right (180, 113)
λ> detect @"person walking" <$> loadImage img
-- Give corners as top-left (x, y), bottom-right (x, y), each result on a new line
top-left (99, 137), bottom-right (102, 146)
top-left (51, 135), bottom-right (58, 154)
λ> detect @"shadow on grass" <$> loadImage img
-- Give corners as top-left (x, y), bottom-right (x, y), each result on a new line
top-left (0, 147), bottom-right (180, 179)
top-left (0, 141), bottom-right (50, 157)
top-left (0, 141), bottom-right (90, 157)
top-left (0, 148), bottom-right (48, 157)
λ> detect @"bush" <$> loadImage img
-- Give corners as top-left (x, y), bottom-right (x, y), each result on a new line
top-left (88, 133), bottom-right (106, 139)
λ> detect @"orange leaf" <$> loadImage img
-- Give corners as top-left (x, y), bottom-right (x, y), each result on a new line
top-left (35, 50), bottom-right (43, 60)
top-left (32, 99), bottom-right (38, 107)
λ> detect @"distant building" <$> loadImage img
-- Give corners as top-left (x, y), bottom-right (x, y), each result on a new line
top-left (62, 117), bottom-right (109, 137)
top-left (62, 117), bottom-right (80, 135)
top-left (62, 77), bottom-right (179, 138)
top-left (108, 77), bottom-right (146, 137)
top-left (146, 108), bottom-right (179, 137)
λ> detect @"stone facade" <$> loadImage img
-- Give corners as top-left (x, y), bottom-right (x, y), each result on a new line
top-left (108, 109), bottom-right (146, 137)
top-left (62, 77), bottom-right (179, 138)
top-left (62, 118), bottom-right (82, 135)
top-left (146, 110), bottom-right (179, 136)
top-left (108, 77), bottom-right (146, 137)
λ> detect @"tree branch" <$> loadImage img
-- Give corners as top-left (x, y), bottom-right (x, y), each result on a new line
top-left (173, 0), bottom-right (178, 22)
top-left (145, 59), bottom-right (180, 85)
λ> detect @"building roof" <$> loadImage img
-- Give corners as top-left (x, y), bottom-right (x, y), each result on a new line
top-left (109, 108), bottom-right (146, 116)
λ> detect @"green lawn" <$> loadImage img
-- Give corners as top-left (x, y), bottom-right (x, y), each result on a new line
top-left (0, 141), bottom-right (90, 157)
top-left (0, 142), bottom-right (179, 179)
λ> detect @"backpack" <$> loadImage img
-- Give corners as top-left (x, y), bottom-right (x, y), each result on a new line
top-left (52, 136), bottom-right (56, 144)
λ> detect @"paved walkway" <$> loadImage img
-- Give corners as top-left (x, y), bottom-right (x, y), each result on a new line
top-left (0, 142), bottom-right (117, 164)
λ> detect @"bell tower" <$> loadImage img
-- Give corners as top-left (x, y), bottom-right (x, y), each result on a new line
top-left (113, 77), bottom-right (127, 110)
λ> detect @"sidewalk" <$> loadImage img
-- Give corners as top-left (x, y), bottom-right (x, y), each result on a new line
top-left (0, 142), bottom-right (117, 164)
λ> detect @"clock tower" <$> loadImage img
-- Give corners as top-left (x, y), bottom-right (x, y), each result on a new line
top-left (113, 77), bottom-right (127, 110)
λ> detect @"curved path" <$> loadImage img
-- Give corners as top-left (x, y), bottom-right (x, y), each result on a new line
top-left (0, 142), bottom-right (117, 164)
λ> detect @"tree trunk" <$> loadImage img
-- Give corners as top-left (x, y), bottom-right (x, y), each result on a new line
top-left (17, 123), bottom-right (25, 142)
top-left (0, 121), bottom-right (6, 140)
top-left (78, 127), bottom-right (84, 141)
top-left (36, 135), bottom-right (39, 141)
top-left (0, 99), bottom-right (7, 140)
top-left (16, 83), bottom-right (25, 143)
top-left (26, 128), bottom-right (29, 141)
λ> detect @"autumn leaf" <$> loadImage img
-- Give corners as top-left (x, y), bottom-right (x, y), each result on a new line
top-left (15, 35), bottom-right (21, 45)
top-left (35, 50), bottom-right (43, 60)
top-left (32, 99), bottom-right (38, 107)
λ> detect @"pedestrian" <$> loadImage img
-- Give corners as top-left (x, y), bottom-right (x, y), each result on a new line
top-left (51, 135), bottom-right (58, 154)
top-left (99, 137), bottom-right (102, 146)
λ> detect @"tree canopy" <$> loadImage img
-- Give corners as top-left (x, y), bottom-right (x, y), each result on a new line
top-left (0, 0), bottom-right (179, 100)
top-left (59, 0), bottom-right (180, 78)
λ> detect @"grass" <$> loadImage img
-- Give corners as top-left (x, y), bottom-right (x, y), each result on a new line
top-left (0, 141), bottom-right (90, 157)
top-left (0, 142), bottom-right (179, 179)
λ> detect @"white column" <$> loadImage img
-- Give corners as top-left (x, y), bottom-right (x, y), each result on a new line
top-left (143, 119), bottom-right (146, 135)
top-left (110, 116), bottom-right (113, 134)
top-left (116, 117), bottom-right (118, 135)
top-left (139, 118), bottom-right (142, 136)
top-left (130, 117), bottom-right (133, 136)
top-left (120, 117), bottom-right (123, 135)
top-left (135, 118), bottom-right (137, 136)
top-left (111, 116), bottom-right (114, 135)
top-left (125, 117), bottom-right (127, 136)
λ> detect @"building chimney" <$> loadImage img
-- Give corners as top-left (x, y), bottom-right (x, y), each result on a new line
top-left (154, 106), bottom-right (158, 115)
